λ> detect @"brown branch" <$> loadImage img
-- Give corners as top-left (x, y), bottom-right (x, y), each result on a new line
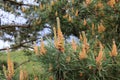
top-left (0, 24), bottom-right (51, 30)
top-left (0, 43), bottom-right (29, 51)
top-left (3, 0), bottom-right (36, 6)
top-left (0, 37), bottom-right (41, 51)
top-left (0, 24), bottom-right (32, 30)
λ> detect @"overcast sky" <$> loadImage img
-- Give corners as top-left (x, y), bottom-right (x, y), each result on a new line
top-left (0, 0), bottom-right (37, 49)
top-left (0, 0), bottom-right (79, 49)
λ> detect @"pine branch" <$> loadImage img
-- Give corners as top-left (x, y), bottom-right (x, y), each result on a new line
top-left (0, 37), bottom-right (41, 51)
top-left (0, 24), bottom-right (51, 30)
top-left (14, 59), bottom-right (30, 69)
top-left (3, 0), bottom-right (36, 6)
top-left (0, 24), bottom-right (32, 30)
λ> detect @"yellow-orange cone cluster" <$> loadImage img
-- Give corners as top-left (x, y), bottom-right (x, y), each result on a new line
top-left (36, 19), bottom-right (41, 25)
top-left (54, 17), bottom-right (65, 53)
top-left (85, 0), bottom-right (91, 6)
top-left (98, 23), bottom-right (106, 33)
top-left (97, 1), bottom-right (104, 9)
top-left (71, 38), bottom-right (77, 52)
top-left (33, 42), bottom-right (39, 55)
top-left (34, 76), bottom-right (39, 80)
top-left (75, 9), bottom-right (79, 17)
top-left (68, 15), bottom-right (73, 22)
top-left (53, 27), bottom-right (57, 46)
top-left (79, 72), bottom-right (83, 77)
top-left (40, 39), bottom-right (46, 55)
top-left (19, 69), bottom-right (28, 80)
top-left (92, 23), bottom-right (95, 35)
top-left (21, 7), bottom-right (26, 12)
top-left (83, 19), bottom-right (87, 26)
top-left (51, 1), bottom-right (55, 6)
top-left (33, 40), bottom-right (46, 55)
top-left (96, 42), bottom-right (104, 65)
top-left (79, 34), bottom-right (83, 41)
top-left (63, 13), bottom-right (69, 19)
top-left (72, 0), bottom-right (74, 4)
top-left (39, 3), bottom-right (44, 10)
top-left (82, 31), bottom-right (89, 51)
top-left (7, 48), bottom-right (14, 80)
top-left (107, 0), bottom-right (116, 7)
top-left (79, 45), bottom-right (87, 60)
top-left (55, 11), bottom-right (58, 16)
top-left (110, 40), bottom-right (117, 57)
top-left (49, 76), bottom-right (54, 80)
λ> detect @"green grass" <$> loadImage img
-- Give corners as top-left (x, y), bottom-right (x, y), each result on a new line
top-left (0, 50), bottom-right (46, 79)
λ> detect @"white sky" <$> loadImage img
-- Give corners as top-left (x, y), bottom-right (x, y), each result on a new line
top-left (0, 0), bottom-right (37, 49)
top-left (0, 40), bottom-right (10, 49)
top-left (0, 9), bottom-right (27, 25)
top-left (0, 0), bottom-right (79, 50)
top-left (0, 9), bottom-right (27, 49)
top-left (0, 8), bottom-right (52, 49)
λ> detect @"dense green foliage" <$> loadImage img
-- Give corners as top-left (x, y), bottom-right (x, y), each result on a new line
top-left (32, 39), bottom-right (120, 80)
top-left (0, 39), bottom-right (120, 80)
top-left (0, 0), bottom-right (120, 80)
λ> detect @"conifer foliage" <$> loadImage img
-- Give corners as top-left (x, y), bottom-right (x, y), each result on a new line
top-left (0, 0), bottom-right (120, 80)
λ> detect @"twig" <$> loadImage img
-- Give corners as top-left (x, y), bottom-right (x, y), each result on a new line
top-left (14, 60), bottom-right (30, 69)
